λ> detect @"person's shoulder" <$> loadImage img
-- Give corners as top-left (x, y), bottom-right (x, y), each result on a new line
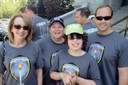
top-left (59, 49), bottom-right (67, 53)
top-left (55, 49), bottom-right (67, 56)
top-left (27, 42), bottom-right (38, 47)
top-left (88, 32), bottom-right (97, 37)
top-left (36, 16), bottom-right (47, 22)
top-left (29, 42), bottom-right (42, 51)
top-left (84, 22), bottom-right (96, 28)
top-left (55, 49), bottom-right (68, 58)
top-left (112, 31), bottom-right (127, 42)
top-left (31, 16), bottom-right (44, 22)
top-left (85, 52), bottom-right (97, 61)
top-left (36, 35), bottom-right (50, 44)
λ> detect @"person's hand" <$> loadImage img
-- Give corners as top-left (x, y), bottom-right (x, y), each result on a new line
top-left (61, 73), bottom-right (73, 85)
top-left (71, 74), bottom-right (78, 85)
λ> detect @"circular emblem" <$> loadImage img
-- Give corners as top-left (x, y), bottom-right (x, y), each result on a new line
top-left (9, 56), bottom-right (30, 81)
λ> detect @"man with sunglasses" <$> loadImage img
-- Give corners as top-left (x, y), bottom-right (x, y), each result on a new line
top-left (86, 5), bottom-right (128, 85)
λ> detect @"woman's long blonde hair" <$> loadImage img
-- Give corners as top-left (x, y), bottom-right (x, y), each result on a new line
top-left (8, 14), bottom-right (32, 43)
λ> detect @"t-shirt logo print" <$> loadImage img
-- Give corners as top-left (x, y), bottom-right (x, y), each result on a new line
top-left (61, 63), bottom-right (80, 76)
top-left (50, 51), bottom-right (59, 66)
top-left (9, 55), bottom-right (30, 84)
top-left (88, 43), bottom-right (104, 63)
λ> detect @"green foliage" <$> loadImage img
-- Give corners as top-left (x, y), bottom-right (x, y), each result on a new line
top-left (0, 0), bottom-right (28, 19)
top-left (27, 0), bottom-right (38, 6)
top-left (43, 0), bottom-right (74, 20)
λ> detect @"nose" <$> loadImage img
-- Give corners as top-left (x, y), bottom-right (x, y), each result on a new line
top-left (101, 18), bottom-right (106, 22)
top-left (19, 27), bottom-right (24, 31)
top-left (54, 27), bottom-right (60, 31)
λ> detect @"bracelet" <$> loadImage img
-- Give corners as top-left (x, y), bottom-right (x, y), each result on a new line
top-left (58, 73), bottom-right (62, 80)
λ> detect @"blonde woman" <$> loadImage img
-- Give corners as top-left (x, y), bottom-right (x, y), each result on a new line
top-left (0, 14), bottom-right (44, 85)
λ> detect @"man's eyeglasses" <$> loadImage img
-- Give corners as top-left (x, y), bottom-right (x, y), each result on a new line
top-left (13, 25), bottom-right (29, 30)
top-left (96, 16), bottom-right (112, 21)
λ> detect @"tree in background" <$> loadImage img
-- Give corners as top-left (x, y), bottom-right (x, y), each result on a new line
top-left (0, 0), bottom-right (74, 19)
top-left (0, 0), bottom-right (28, 19)
top-left (37, 0), bottom-right (47, 18)
top-left (43, 0), bottom-right (74, 20)
top-left (27, 0), bottom-right (38, 6)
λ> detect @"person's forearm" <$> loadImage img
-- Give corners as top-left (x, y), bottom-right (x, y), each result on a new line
top-left (50, 72), bottom-right (61, 80)
top-left (119, 74), bottom-right (128, 85)
top-left (37, 68), bottom-right (43, 85)
top-left (76, 77), bottom-right (96, 85)
top-left (0, 73), bottom-right (2, 85)
top-left (118, 67), bottom-right (128, 85)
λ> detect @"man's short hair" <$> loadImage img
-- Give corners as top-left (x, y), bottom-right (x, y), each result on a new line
top-left (76, 7), bottom-right (91, 18)
top-left (26, 4), bottom-right (37, 14)
top-left (19, 6), bottom-right (26, 13)
top-left (95, 4), bottom-right (113, 17)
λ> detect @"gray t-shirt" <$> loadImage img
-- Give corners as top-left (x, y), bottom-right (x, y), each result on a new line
top-left (86, 31), bottom-right (128, 85)
top-left (31, 16), bottom-right (48, 41)
top-left (83, 22), bottom-right (98, 34)
top-left (0, 41), bottom-right (44, 85)
top-left (36, 36), bottom-right (68, 85)
top-left (50, 50), bottom-right (101, 85)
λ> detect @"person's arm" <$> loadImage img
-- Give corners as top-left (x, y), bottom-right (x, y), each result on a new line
top-left (76, 76), bottom-right (96, 85)
top-left (118, 67), bottom-right (128, 85)
top-left (50, 72), bottom-right (73, 85)
top-left (50, 72), bottom-right (60, 81)
top-left (37, 68), bottom-right (43, 85)
top-left (77, 55), bottom-right (101, 85)
top-left (0, 73), bottom-right (2, 85)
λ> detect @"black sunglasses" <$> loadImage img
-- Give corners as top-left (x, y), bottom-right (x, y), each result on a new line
top-left (68, 34), bottom-right (83, 40)
top-left (96, 16), bottom-right (112, 21)
top-left (13, 25), bottom-right (29, 30)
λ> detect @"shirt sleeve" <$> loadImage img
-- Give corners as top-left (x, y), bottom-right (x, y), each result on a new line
top-left (88, 56), bottom-right (102, 85)
top-left (35, 44), bottom-right (44, 69)
top-left (50, 53), bottom-right (59, 73)
top-left (118, 40), bottom-right (128, 67)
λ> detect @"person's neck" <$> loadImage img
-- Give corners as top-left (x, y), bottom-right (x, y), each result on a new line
top-left (68, 49), bottom-right (85, 57)
top-left (31, 14), bottom-right (37, 18)
top-left (98, 28), bottom-right (113, 35)
top-left (51, 37), bottom-right (64, 44)
top-left (82, 20), bottom-right (89, 25)
top-left (9, 40), bottom-right (27, 48)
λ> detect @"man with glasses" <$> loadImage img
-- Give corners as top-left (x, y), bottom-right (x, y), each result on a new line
top-left (86, 5), bottom-right (128, 85)
top-left (25, 4), bottom-right (48, 41)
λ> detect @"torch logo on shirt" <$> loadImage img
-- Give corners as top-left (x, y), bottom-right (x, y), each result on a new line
top-left (9, 55), bottom-right (30, 81)
top-left (88, 43), bottom-right (104, 63)
top-left (61, 63), bottom-right (80, 76)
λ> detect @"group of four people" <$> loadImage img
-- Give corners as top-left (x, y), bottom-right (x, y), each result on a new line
top-left (0, 4), bottom-right (128, 85)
